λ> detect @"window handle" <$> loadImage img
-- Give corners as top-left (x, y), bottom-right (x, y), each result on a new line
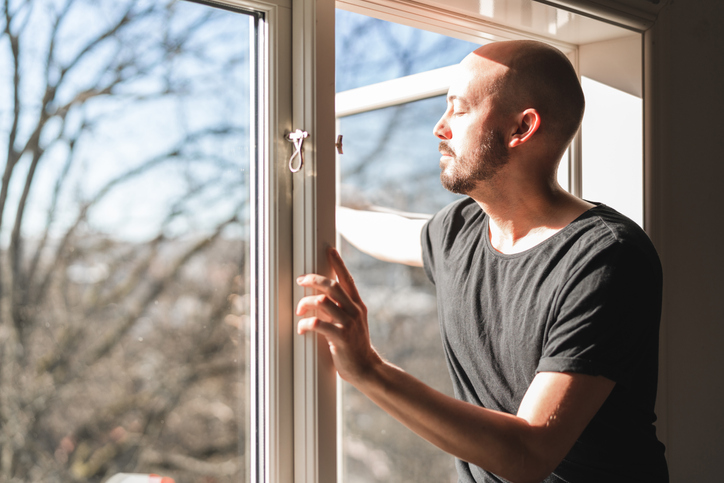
top-left (287, 129), bottom-right (309, 173)
top-left (335, 134), bottom-right (343, 155)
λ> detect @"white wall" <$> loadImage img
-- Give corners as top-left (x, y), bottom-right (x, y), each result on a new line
top-left (580, 34), bottom-right (641, 98)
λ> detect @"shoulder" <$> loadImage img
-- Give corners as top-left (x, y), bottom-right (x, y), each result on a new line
top-left (586, 205), bottom-right (647, 243)
top-left (579, 204), bottom-right (661, 271)
top-left (555, 204), bottom-right (663, 293)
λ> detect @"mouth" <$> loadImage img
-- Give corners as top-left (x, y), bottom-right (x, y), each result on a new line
top-left (439, 150), bottom-right (454, 163)
top-left (438, 141), bottom-right (455, 159)
top-left (438, 148), bottom-right (455, 160)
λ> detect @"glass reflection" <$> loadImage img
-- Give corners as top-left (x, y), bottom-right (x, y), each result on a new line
top-left (0, 1), bottom-right (252, 481)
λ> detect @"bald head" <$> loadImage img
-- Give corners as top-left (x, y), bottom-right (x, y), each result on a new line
top-left (467, 40), bottom-right (585, 151)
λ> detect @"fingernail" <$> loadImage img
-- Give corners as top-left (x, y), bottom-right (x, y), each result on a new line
top-left (296, 275), bottom-right (304, 284)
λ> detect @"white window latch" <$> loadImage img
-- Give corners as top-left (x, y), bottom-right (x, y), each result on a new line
top-left (287, 129), bottom-right (309, 173)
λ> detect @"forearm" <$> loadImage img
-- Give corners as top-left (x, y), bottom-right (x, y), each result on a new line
top-left (336, 206), bottom-right (428, 267)
top-left (354, 359), bottom-right (556, 483)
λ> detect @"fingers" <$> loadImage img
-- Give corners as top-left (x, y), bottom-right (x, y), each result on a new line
top-left (296, 252), bottom-right (361, 315)
top-left (296, 248), bottom-right (367, 339)
top-left (295, 249), bottom-right (375, 382)
top-left (297, 316), bottom-right (342, 339)
top-left (327, 247), bottom-right (363, 305)
top-left (296, 274), bottom-right (353, 314)
top-left (296, 293), bottom-right (348, 323)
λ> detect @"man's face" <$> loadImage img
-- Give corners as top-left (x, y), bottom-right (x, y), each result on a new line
top-left (433, 56), bottom-right (510, 195)
top-left (437, 129), bottom-right (509, 195)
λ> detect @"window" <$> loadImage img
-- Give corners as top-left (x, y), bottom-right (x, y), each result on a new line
top-left (0, 0), bottom-right (279, 481)
top-left (1, 0), bottom-right (650, 481)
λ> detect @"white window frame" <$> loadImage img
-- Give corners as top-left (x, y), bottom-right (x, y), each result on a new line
top-left (169, 3), bottom-right (296, 482)
top-left (210, 0), bottom-right (336, 482)
top-left (237, 1), bottom-right (658, 482)
top-left (234, 0), bottom-right (339, 481)
top-left (210, 0), bottom-right (295, 482)
top-left (290, 0), bottom-right (338, 481)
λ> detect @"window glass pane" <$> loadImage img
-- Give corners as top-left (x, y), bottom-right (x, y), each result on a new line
top-left (336, 10), bottom-right (479, 91)
top-left (337, 13), bottom-right (476, 482)
top-left (0, 1), bottom-right (252, 481)
top-left (339, 97), bottom-right (460, 213)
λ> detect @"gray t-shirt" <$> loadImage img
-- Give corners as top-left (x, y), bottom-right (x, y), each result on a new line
top-left (421, 197), bottom-right (668, 483)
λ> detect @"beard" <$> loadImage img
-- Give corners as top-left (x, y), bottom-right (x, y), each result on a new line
top-left (438, 128), bottom-right (509, 195)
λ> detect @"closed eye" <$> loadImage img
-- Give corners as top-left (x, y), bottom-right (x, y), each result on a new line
top-left (451, 98), bottom-right (468, 116)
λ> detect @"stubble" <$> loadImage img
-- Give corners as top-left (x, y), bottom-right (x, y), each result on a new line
top-left (438, 129), bottom-right (509, 195)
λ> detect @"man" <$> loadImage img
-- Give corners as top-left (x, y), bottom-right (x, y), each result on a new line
top-left (296, 40), bottom-right (668, 482)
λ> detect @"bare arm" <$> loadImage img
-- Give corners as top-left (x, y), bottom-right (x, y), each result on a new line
top-left (355, 363), bottom-right (613, 483)
top-left (336, 206), bottom-right (429, 267)
top-left (297, 248), bottom-right (615, 483)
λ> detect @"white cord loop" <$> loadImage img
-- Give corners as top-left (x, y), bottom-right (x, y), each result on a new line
top-left (287, 129), bottom-right (309, 173)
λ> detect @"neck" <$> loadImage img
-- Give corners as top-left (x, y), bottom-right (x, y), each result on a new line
top-left (470, 179), bottom-right (594, 255)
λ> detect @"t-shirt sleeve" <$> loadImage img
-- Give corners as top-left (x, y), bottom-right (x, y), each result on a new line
top-left (536, 241), bottom-right (662, 382)
top-left (421, 199), bottom-right (465, 286)
top-left (421, 217), bottom-right (437, 285)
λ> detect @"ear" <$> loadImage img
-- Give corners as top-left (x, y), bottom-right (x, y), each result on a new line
top-left (509, 108), bottom-right (541, 148)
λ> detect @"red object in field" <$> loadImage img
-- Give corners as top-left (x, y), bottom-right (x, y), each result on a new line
top-left (149, 475), bottom-right (175, 483)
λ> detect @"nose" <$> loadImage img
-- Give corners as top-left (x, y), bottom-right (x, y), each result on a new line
top-left (433, 114), bottom-right (451, 140)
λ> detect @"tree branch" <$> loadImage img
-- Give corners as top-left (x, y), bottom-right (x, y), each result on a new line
top-left (56, 2), bottom-right (154, 87)
top-left (25, 135), bottom-right (79, 300)
top-left (0, 0), bottom-right (24, 232)
top-left (32, 124), bottom-right (237, 309)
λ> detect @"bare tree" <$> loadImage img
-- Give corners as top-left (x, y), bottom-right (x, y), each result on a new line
top-left (0, 1), bottom-right (251, 481)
